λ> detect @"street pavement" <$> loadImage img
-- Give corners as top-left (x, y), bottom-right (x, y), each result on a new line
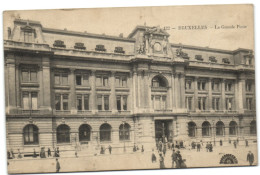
top-left (7, 143), bottom-right (258, 174)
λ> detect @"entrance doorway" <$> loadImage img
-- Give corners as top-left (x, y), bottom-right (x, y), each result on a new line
top-left (155, 120), bottom-right (173, 143)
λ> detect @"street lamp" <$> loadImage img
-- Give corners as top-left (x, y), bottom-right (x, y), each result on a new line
top-left (213, 120), bottom-right (216, 146)
top-left (122, 121), bottom-right (126, 153)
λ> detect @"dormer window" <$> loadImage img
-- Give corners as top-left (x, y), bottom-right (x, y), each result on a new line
top-left (53, 40), bottom-right (66, 48)
top-left (95, 45), bottom-right (106, 52)
top-left (209, 56), bottom-right (217, 63)
top-left (222, 58), bottom-right (230, 64)
top-left (21, 25), bottom-right (36, 43)
top-left (74, 42), bottom-right (86, 50)
top-left (114, 47), bottom-right (125, 54)
top-left (195, 55), bottom-right (203, 61)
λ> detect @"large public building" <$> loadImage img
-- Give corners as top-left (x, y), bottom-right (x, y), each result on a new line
top-left (4, 19), bottom-right (257, 154)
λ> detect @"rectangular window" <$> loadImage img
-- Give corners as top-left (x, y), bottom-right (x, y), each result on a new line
top-left (122, 77), bottom-right (127, 87)
top-left (246, 98), bottom-right (253, 110)
top-left (202, 82), bottom-right (206, 90)
top-left (55, 94), bottom-right (61, 110)
top-left (103, 77), bottom-right (108, 86)
top-left (161, 96), bottom-right (166, 110)
top-left (31, 92), bottom-right (38, 110)
top-left (225, 82), bottom-right (232, 91)
top-left (197, 82), bottom-right (201, 90)
top-left (212, 81), bottom-right (220, 91)
top-left (54, 72), bottom-right (68, 85)
top-left (198, 97), bottom-right (206, 110)
top-left (117, 96), bottom-right (121, 111)
top-left (116, 77), bottom-right (120, 87)
top-left (185, 80), bottom-right (192, 90)
top-left (76, 75), bottom-right (82, 86)
top-left (186, 97), bottom-right (192, 110)
top-left (96, 75), bottom-right (109, 87)
top-left (212, 98), bottom-right (220, 110)
top-left (84, 95), bottom-right (89, 110)
top-left (62, 94), bottom-right (68, 110)
top-left (21, 69), bottom-right (37, 82)
top-left (104, 95), bottom-right (109, 110)
top-left (24, 31), bottom-right (33, 42)
top-left (225, 98), bottom-right (233, 110)
top-left (123, 96), bottom-right (127, 110)
top-left (55, 94), bottom-right (69, 111)
top-left (22, 92), bottom-right (38, 110)
top-left (97, 95), bottom-right (102, 110)
top-left (22, 92), bottom-right (29, 110)
top-left (155, 96), bottom-right (160, 110)
top-left (77, 95), bottom-right (82, 111)
top-left (246, 82), bottom-right (252, 92)
top-left (198, 97), bottom-right (201, 110)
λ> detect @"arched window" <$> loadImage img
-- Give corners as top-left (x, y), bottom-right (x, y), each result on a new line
top-left (100, 123), bottom-right (112, 141)
top-left (119, 123), bottom-right (131, 140)
top-left (79, 124), bottom-right (91, 142)
top-left (57, 124), bottom-right (70, 143)
top-left (188, 122), bottom-right (196, 137)
top-left (152, 75), bottom-right (167, 88)
top-left (202, 121), bottom-right (211, 136)
top-left (216, 121), bottom-right (225, 136)
top-left (23, 124), bottom-right (39, 145)
top-left (229, 121), bottom-right (238, 135)
top-left (250, 120), bottom-right (256, 135)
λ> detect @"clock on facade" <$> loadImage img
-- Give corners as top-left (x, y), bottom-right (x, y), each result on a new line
top-left (154, 42), bottom-right (162, 52)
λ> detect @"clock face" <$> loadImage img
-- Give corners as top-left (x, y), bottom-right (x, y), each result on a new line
top-left (154, 42), bottom-right (162, 52)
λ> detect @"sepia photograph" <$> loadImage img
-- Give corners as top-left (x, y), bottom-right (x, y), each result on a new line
top-left (2, 3), bottom-right (258, 174)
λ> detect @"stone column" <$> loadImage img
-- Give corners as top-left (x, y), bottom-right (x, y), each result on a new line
top-left (174, 74), bottom-right (180, 109)
top-left (15, 63), bottom-right (20, 107)
top-left (238, 74), bottom-right (246, 113)
top-left (194, 77), bottom-right (198, 111)
top-left (234, 79), bottom-right (239, 111)
top-left (110, 71), bottom-right (117, 113)
top-left (221, 79), bottom-right (226, 111)
top-left (90, 70), bottom-right (97, 114)
top-left (133, 70), bottom-right (138, 112)
top-left (171, 73), bottom-right (176, 110)
top-left (69, 68), bottom-right (77, 114)
top-left (41, 57), bottom-right (51, 113)
top-left (6, 54), bottom-right (17, 113)
top-left (179, 73), bottom-right (186, 109)
top-left (208, 78), bottom-right (213, 111)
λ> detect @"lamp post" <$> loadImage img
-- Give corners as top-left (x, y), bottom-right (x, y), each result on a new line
top-left (213, 120), bottom-right (216, 146)
top-left (122, 121), bottom-right (126, 153)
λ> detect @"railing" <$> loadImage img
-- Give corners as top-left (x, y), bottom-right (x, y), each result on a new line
top-left (118, 110), bottom-right (131, 115)
top-left (4, 40), bottom-right (50, 51)
top-left (77, 110), bottom-right (92, 115)
top-left (22, 110), bottom-right (40, 114)
top-left (97, 110), bottom-right (112, 115)
top-left (54, 110), bottom-right (71, 115)
top-left (154, 109), bottom-right (173, 113)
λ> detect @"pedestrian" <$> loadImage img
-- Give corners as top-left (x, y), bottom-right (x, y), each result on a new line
top-left (33, 149), bottom-right (37, 158)
top-left (233, 141), bottom-right (237, 149)
top-left (141, 145), bottom-right (144, 152)
top-left (11, 149), bottom-right (15, 158)
top-left (56, 158), bottom-right (60, 173)
top-left (171, 149), bottom-right (178, 168)
top-left (108, 145), bottom-right (112, 154)
top-left (100, 146), bottom-right (105, 154)
top-left (237, 138), bottom-right (239, 145)
top-left (176, 150), bottom-right (182, 168)
top-left (229, 138), bottom-right (231, 144)
top-left (57, 147), bottom-right (60, 157)
top-left (206, 142), bottom-right (209, 152)
top-left (75, 150), bottom-right (78, 158)
top-left (151, 149), bottom-right (157, 163)
top-left (163, 145), bottom-right (166, 157)
top-left (40, 147), bottom-right (46, 158)
top-left (171, 142), bottom-right (175, 150)
top-left (247, 151), bottom-right (254, 166)
top-left (159, 141), bottom-right (163, 152)
top-left (159, 153), bottom-right (165, 169)
top-left (209, 142), bottom-right (213, 152)
top-left (196, 143), bottom-right (201, 152)
top-left (245, 139), bottom-right (249, 147)
top-left (220, 139), bottom-right (223, 146)
top-left (17, 149), bottom-right (22, 159)
top-left (53, 148), bottom-right (57, 157)
top-left (133, 144), bottom-right (136, 152)
top-left (7, 150), bottom-right (11, 159)
top-left (48, 148), bottom-right (51, 157)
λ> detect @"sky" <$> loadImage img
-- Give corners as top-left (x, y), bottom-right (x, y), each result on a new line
top-left (3, 4), bottom-right (254, 51)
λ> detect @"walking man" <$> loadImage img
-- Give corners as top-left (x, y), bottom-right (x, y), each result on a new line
top-left (108, 145), bottom-right (112, 154)
top-left (159, 153), bottom-right (165, 169)
top-left (196, 143), bottom-right (201, 152)
top-left (233, 141), bottom-right (237, 149)
top-left (247, 151), bottom-right (254, 166)
top-left (47, 148), bottom-right (51, 157)
top-left (171, 149), bottom-right (178, 168)
top-left (245, 139), bottom-right (249, 147)
top-left (220, 139), bottom-right (223, 146)
top-left (56, 158), bottom-right (60, 173)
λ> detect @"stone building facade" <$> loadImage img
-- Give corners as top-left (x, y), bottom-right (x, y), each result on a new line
top-left (4, 19), bottom-right (257, 154)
